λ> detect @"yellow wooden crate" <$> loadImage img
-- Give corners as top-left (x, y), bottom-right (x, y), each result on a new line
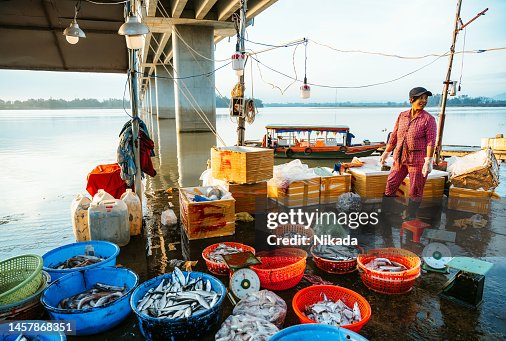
top-left (267, 177), bottom-right (321, 207)
top-left (179, 186), bottom-right (235, 240)
top-left (229, 181), bottom-right (267, 214)
top-left (211, 146), bottom-right (274, 184)
top-left (396, 176), bottom-right (445, 207)
top-left (320, 173), bottom-right (351, 204)
top-left (448, 186), bottom-right (493, 215)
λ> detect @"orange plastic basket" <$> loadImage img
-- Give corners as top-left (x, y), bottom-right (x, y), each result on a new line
top-left (292, 285), bottom-right (371, 333)
top-left (310, 245), bottom-right (361, 275)
top-left (357, 248), bottom-right (421, 294)
top-left (251, 248), bottom-right (307, 291)
top-left (202, 242), bottom-right (255, 276)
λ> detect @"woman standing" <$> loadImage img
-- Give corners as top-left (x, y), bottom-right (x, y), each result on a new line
top-left (379, 87), bottom-right (437, 220)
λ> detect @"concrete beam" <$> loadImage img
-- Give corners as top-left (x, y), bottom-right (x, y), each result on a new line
top-left (146, 0), bottom-right (159, 16)
top-left (195, 0), bottom-right (219, 20)
top-left (173, 25), bottom-right (215, 132)
top-left (144, 16), bottom-right (235, 32)
top-left (171, 0), bottom-right (189, 18)
top-left (246, 0), bottom-right (278, 19)
top-left (217, 0), bottom-right (240, 21)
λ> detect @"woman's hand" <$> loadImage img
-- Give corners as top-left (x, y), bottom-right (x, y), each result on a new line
top-left (379, 151), bottom-right (389, 165)
top-left (422, 157), bottom-right (433, 177)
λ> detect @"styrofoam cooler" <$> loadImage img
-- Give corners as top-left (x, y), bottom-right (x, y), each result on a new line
top-left (88, 199), bottom-right (130, 246)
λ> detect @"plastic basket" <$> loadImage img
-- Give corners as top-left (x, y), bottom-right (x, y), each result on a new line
top-left (202, 242), bottom-right (255, 276)
top-left (251, 248), bottom-right (307, 291)
top-left (0, 254), bottom-right (43, 306)
top-left (42, 241), bottom-right (120, 282)
top-left (310, 245), bottom-right (361, 274)
top-left (130, 271), bottom-right (226, 341)
top-left (292, 285), bottom-right (371, 333)
top-left (0, 271), bottom-right (50, 320)
top-left (41, 267), bottom-right (139, 336)
top-left (357, 248), bottom-right (421, 294)
top-left (269, 324), bottom-right (369, 341)
top-left (274, 225), bottom-right (315, 249)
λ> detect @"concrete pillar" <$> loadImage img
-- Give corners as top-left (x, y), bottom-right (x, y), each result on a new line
top-left (155, 65), bottom-right (175, 119)
top-left (173, 25), bottom-right (216, 132)
top-left (177, 132), bottom-right (216, 187)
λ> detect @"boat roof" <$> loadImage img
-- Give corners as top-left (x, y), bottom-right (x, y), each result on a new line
top-left (265, 124), bottom-right (350, 132)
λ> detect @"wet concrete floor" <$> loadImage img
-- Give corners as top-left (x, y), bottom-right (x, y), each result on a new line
top-left (71, 186), bottom-right (506, 341)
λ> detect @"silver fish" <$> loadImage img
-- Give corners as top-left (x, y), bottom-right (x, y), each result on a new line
top-left (232, 290), bottom-right (287, 328)
top-left (313, 245), bottom-right (359, 261)
top-left (208, 243), bottom-right (244, 263)
top-left (215, 314), bottom-right (279, 341)
top-left (305, 295), bottom-right (362, 327)
top-left (58, 282), bottom-right (127, 310)
top-left (365, 258), bottom-right (408, 272)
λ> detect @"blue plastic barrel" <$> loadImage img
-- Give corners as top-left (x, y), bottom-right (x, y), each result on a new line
top-left (269, 324), bottom-right (369, 341)
top-left (42, 241), bottom-right (120, 282)
top-left (130, 271), bottom-right (226, 341)
top-left (40, 267), bottom-right (138, 336)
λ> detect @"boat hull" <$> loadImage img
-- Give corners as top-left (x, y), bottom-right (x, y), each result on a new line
top-left (273, 145), bottom-right (383, 159)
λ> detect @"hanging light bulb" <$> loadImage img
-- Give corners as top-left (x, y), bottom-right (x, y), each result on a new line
top-left (118, 13), bottom-right (150, 50)
top-left (300, 38), bottom-right (310, 99)
top-left (63, 2), bottom-right (86, 45)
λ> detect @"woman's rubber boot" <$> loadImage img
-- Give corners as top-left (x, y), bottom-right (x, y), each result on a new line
top-left (380, 194), bottom-right (396, 216)
top-left (405, 199), bottom-right (422, 221)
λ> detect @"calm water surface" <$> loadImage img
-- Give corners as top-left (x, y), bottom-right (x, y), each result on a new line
top-left (0, 106), bottom-right (504, 258)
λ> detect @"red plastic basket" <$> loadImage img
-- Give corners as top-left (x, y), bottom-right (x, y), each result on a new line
top-left (310, 245), bottom-right (362, 274)
top-left (292, 285), bottom-right (371, 333)
top-left (202, 242), bottom-right (255, 276)
top-left (357, 248), bottom-right (421, 294)
top-left (251, 248), bottom-right (307, 291)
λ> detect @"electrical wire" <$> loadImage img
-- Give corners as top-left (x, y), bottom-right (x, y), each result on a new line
top-left (458, 27), bottom-right (467, 91)
top-left (135, 62), bottom-right (231, 80)
top-left (250, 51), bottom-right (448, 89)
top-left (123, 72), bottom-right (133, 118)
top-left (83, 0), bottom-right (129, 4)
top-left (244, 38), bottom-right (305, 49)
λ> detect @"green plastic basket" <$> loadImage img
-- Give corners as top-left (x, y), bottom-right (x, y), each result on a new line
top-left (0, 254), bottom-right (43, 305)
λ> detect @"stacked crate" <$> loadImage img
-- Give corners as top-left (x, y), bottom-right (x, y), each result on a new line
top-left (448, 187), bottom-right (494, 215)
top-left (347, 168), bottom-right (389, 203)
top-left (396, 170), bottom-right (447, 208)
top-left (179, 185), bottom-right (236, 240)
top-left (267, 177), bottom-right (321, 207)
top-left (319, 173), bottom-right (352, 205)
top-left (211, 146), bottom-right (272, 214)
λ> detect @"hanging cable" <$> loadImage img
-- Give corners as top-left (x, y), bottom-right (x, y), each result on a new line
top-left (122, 72), bottom-right (133, 118)
top-left (250, 51), bottom-right (448, 89)
top-left (134, 62), bottom-right (231, 80)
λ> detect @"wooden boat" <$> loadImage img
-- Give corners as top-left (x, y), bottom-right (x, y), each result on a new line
top-left (260, 124), bottom-right (386, 159)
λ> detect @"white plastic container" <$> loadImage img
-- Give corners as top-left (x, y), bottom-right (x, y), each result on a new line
top-left (70, 194), bottom-right (92, 242)
top-left (88, 199), bottom-right (130, 247)
top-left (91, 189), bottom-right (115, 205)
top-left (120, 189), bottom-right (142, 236)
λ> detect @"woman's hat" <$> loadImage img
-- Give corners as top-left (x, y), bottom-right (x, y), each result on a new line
top-left (409, 87), bottom-right (432, 98)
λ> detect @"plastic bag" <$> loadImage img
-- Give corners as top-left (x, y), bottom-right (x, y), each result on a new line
top-left (232, 290), bottom-right (287, 328)
top-left (161, 209), bottom-right (177, 225)
top-left (271, 159), bottom-right (318, 190)
top-left (336, 192), bottom-right (362, 212)
top-left (215, 313), bottom-right (279, 341)
top-left (199, 169), bottom-right (228, 189)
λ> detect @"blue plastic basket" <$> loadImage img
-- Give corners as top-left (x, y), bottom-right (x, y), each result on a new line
top-left (130, 271), bottom-right (226, 341)
top-left (269, 324), bottom-right (369, 341)
top-left (40, 267), bottom-right (139, 336)
top-left (42, 241), bottom-right (120, 282)
top-left (0, 322), bottom-right (66, 341)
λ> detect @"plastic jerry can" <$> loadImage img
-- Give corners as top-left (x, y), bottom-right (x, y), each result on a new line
top-left (71, 194), bottom-right (92, 242)
top-left (120, 189), bottom-right (142, 236)
top-left (88, 199), bottom-right (130, 247)
top-left (91, 189), bottom-right (115, 205)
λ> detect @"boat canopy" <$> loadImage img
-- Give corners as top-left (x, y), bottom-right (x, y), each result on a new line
top-left (265, 124), bottom-right (350, 133)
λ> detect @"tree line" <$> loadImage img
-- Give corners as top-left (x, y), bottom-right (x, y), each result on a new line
top-left (0, 95), bottom-right (264, 110)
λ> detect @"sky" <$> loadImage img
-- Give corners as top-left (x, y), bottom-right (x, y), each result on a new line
top-left (1, 0), bottom-right (505, 103)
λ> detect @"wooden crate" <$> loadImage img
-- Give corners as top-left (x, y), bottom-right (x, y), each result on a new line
top-left (229, 181), bottom-right (267, 214)
top-left (396, 176), bottom-right (446, 208)
top-left (179, 186), bottom-right (235, 240)
top-left (211, 146), bottom-right (274, 184)
top-left (348, 168), bottom-right (389, 203)
top-left (320, 173), bottom-right (351, 204)
top-left (448, 186), bottom-right (493, 215)
top-left (267, 177), bottom-right (321, 207)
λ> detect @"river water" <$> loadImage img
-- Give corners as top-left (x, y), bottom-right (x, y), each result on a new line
top-left (0, 105), bottom-right (504, 258)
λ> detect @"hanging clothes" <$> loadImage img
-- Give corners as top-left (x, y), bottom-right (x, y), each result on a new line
top-left (117, 118), bottom-right (156, 187)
